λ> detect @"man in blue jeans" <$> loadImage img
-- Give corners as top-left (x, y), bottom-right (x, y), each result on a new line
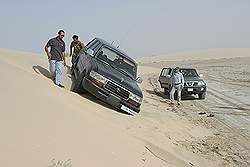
top-left (44, 30), bottom-right (66, 88)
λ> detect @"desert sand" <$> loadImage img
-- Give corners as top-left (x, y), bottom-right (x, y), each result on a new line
top-left (137, 48), bottom-right (250, 63)
top-left (0, 48), bottom-right (249, 167)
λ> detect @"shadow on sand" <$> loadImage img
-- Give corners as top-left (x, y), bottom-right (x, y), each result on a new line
top-left (33, 65), bottom-right (51, 79)
top-left (65, 65), bottom-right (75, 91)
top-left (145, 89), bottom-right (198, 101)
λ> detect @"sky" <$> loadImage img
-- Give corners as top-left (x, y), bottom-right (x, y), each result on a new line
top-left (0, 0), bottom-right (250, 58)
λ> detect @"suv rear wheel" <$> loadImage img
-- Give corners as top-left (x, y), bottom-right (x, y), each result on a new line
top-left (164, 88), bottom-right (169, 95)
top-left (198, 92), bottom-right (206, 99)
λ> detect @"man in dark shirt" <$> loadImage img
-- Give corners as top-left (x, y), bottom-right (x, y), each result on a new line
top-left (44, 30), bottom-right (66, 88)
top-left (70, 35), bottom-right (85, 66)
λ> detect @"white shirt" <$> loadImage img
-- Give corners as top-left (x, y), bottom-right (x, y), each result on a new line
top-left (171, 72), bottom-right (184, 86)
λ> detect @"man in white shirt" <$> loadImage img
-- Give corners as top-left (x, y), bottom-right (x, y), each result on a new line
top-left (170, 67), bottom-right (184, 105)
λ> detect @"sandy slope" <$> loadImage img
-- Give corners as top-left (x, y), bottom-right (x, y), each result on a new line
top-left (0, 49), bottom-right (167, 167)
top-left (1, 48), bottom-right (249, 167)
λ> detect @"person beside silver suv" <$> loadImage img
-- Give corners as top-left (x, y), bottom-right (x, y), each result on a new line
top-left (158, 67), bottom-right (207, 100)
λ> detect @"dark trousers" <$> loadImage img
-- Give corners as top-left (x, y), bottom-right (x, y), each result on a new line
top-left (71, 56), bottom-right (77, 65)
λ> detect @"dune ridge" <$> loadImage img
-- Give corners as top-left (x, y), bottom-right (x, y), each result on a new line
top-left (137, 48), bottom-right (250, 63)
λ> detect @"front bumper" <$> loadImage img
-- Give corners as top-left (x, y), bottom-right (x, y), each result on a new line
top-left (182, 86), bottom-right (206, 95)
top-left (82, 78), bottom-right (141, 115)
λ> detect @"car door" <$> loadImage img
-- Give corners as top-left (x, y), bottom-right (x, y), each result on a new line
top-left (158, 68), bottom-right (171, 89)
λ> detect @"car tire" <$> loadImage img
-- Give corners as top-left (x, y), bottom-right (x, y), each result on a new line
top-left (71, 67), bottom-right (75, 76)
top-left (72, 71), bottom-right (85, 94)
top-left (198, 92), bottom-right (206, 99)
top-left (164, 88), bottom-right (169, 95)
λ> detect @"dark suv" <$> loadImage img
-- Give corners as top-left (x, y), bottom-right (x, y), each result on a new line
top-left (158, 68), bottom-right (206, 99)
top-left (72, 38), bottom-right (143, 115)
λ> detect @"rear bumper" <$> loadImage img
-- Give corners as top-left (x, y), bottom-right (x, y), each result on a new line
top-left (82, 78), bottom-right (140, 115)
top-left (182, 86), bottom-right (206, 95)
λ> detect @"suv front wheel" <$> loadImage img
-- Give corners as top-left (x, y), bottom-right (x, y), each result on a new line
top-left (72, 71), bottom-right (86, 94)
top-left (198, 92), bottom-right (206, 99)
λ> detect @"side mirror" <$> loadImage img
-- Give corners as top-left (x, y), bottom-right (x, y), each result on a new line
top-left (199, 74), bottom-right (203, 77)
top-left (86, 48), bottom-right (94, 57)
top-left (136, 77), bottom-right (143, 84)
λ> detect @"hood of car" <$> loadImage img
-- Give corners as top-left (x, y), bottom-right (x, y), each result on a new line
top-left (184, 76), bottom-right (204, 82)
top-left (94, 61), bottom-right (143, 97)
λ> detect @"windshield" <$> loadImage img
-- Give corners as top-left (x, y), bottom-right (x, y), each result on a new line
top-left (96, 47), bottom-right (137, 79)
top-left (180, 69), bottom-right (199, 77)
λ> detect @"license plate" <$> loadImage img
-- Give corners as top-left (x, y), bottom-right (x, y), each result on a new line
top-left (121, 105), bottom-right (137, 116)
top-left (187, 88), bottom-right (193, 92)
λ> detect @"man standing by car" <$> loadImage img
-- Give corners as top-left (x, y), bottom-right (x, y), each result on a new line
top-left (170, 67), bottom-right (184, 105)
top-left (44, 30), bottom-right (66, 88)
top-left (70, 35), bottom-right (85, 67)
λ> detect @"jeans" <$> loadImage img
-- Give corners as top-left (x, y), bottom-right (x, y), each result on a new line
top-left (49, 60), bottom-right (63, 85)
top-left (170, 84), bottom-right (182, 102)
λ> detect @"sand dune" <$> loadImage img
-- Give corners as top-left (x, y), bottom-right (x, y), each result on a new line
top-left (0, 49), bottom-right (167, 167)
top-left (137, 48), bottom-right (250, 63)
top-left (1, 48), bottom-right (249, 167)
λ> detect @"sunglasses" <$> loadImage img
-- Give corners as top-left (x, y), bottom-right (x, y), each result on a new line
top-left (60, 34), bottom-right (65, 37)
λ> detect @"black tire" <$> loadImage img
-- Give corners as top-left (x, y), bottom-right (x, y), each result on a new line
top-left (71, 67), bottom-right (75, 76)
top-left (164, 88), bottom-right (169, 95)
top-left (159, 81), bottom-right (164, 89)
top-left (198, 92), bottom-right (206, 99)
top-left (71, 62), bottom-right (77, 76)
top-left (72, 71), bottom-right (85, 94)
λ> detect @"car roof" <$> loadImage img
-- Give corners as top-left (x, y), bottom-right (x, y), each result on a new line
top-left (162, 67), bottom-right (196, 70)
top-left (180, 68), bottom-right (197, 70)
top-left (95, 38), bottom-right (137, 65)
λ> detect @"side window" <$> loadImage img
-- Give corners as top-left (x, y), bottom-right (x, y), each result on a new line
top-left (92, 42), bottom-right (102, 55)
top-left (86, 39), bottom-right (96, 48)
top-left (168, 69), bottom-right (172, 75)
top-left (89, 41), bottom-right (100, 52)
top-left (160, 68), bottom-right (170, 76)
top-left (86, 40), bottom-right (101, 56)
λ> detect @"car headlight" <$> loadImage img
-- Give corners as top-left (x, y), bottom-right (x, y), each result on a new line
top-left (129, 92), bottom-right (143, 104)
top-left (197, 81), bottom-right (206, 86)
top-left (89, 71), bottom-right (108, 85)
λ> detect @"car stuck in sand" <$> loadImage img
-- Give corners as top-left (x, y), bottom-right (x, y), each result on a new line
top-left (158, 67), bottom-right (207, 99)
top-left (71, 38), bottom-right (143, 115)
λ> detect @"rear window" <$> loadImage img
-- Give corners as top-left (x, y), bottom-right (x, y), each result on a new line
top-left (161, 68), bottom-right (170, 76)
top-left (180, 69), bottom-right (198, 77)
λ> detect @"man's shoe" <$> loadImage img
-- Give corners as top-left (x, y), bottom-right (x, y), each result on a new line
top-left (177, 102), bottom-right (181, 105)
top-left (57, 84), bottom-right (65, 88)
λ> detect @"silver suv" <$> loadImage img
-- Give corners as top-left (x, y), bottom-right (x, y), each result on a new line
top-left (158, 68), bottom-right (206, 99)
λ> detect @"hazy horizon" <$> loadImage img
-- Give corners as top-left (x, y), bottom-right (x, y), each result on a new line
top-left (1, 0), bottom-right (250, 58)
